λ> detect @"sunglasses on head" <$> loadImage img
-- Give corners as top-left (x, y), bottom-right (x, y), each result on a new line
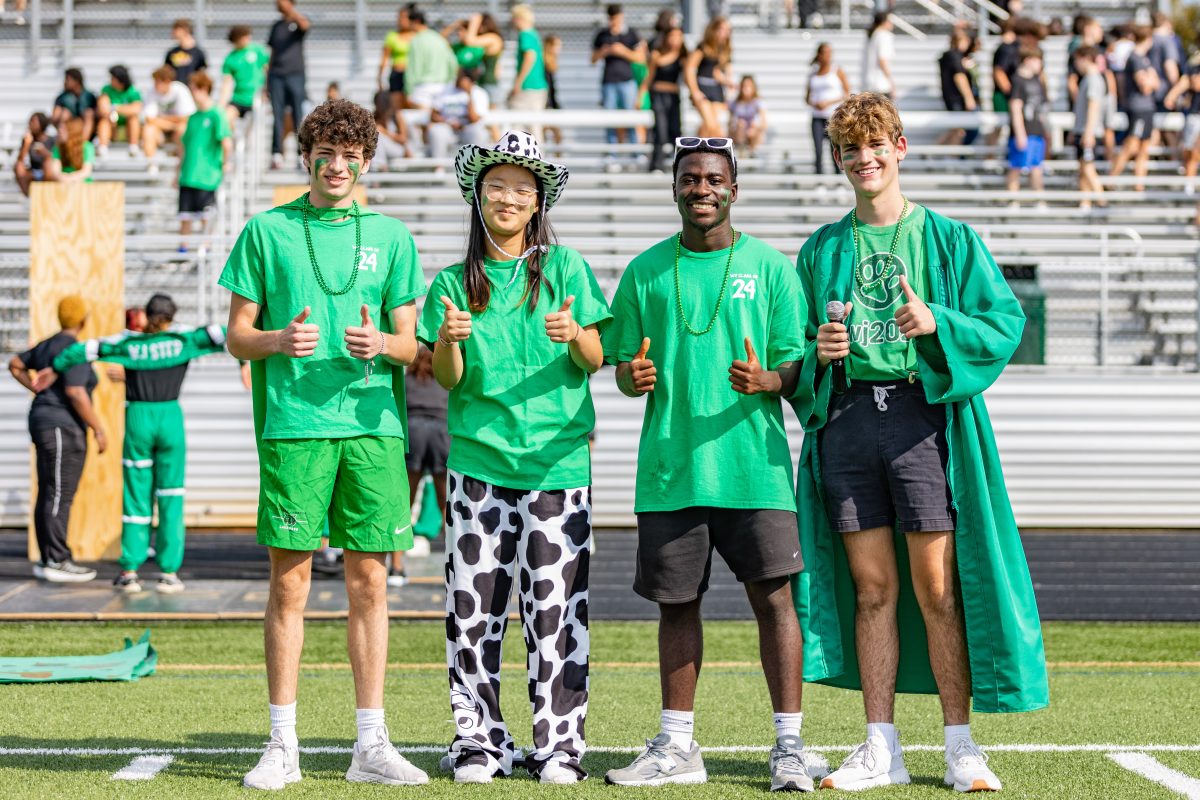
top-left (675, 137), bottom-right (735, 154)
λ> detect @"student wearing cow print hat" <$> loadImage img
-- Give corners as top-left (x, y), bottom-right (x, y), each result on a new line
top-left (417, 130), bottom-right (611, 785)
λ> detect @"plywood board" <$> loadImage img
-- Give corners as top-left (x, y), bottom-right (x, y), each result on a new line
top-left (271, 185), bottom-right (368, 208)
top-left (28, 182), bottom-right (125, 562)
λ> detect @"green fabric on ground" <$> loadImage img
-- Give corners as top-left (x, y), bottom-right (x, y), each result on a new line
top-left (0, 631), bottom-right (156, 683)
top-left (414, 478), bottom-right (441, 540)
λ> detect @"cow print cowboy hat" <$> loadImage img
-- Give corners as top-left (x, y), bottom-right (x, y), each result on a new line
top-left (454, 130), bottom-right (569, 211)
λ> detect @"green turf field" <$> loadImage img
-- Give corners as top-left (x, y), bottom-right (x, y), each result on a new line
top-left (1, 621), bottom-right (1198, 798)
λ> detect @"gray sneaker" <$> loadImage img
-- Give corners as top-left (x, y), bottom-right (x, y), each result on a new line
top-left (345, 728), bottom-right (429, 785)
top-left (605, 733), bottom-right (707, 786)
top-left (37, 560), bottom-right (96, 583)
top-left (770, 735), bottom-right (818, 792)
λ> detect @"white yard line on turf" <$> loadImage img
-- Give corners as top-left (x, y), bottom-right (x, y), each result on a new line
top-left (4, 744), bottom-right (1200, 757)
top-left (111, 754), bottom-right (174, 781)
top-left (1109, 753), bottom-right (1200, 800)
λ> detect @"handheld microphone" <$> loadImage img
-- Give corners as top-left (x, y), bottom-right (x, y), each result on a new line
top-left (825, 300), bottom-right (847, 394)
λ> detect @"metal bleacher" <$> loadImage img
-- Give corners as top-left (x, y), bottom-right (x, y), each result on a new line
top-left (0, 1), bottom-right (1198, 367)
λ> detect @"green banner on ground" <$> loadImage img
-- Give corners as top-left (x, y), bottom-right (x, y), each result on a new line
top-left (0, 630), bottom-right (156, 683)
top-left (414, 478), bottom-right (441, 541)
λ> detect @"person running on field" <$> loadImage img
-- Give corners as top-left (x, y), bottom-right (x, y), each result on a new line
top-left (41, 294), bottom-right (228, 595)
top-left (8, 295), bottom-right (103, 583)
top-left (603, 136), bottom-right (818, 792)
top-left (420, 130), bottom-right (610, 785)
top-left (220, 98), bottom-right (428, 790)
top-left (791, 92), bottom-right (1048, 793)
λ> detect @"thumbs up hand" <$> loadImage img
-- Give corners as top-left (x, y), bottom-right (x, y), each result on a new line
top-left (278, 306), bottom-right (320, 358)
top-left (544, 294), bottom-right (580, 343)
top-left (729, 336), bottom-right (780, 395)
top-left (894, 274), bottom-right (936, 338)
top-left (345, 303), bottom-right (385, 360)
top-left (629, 337), bottom-right (656, 395)
top-left (438, 295), bottom-right (473, 344)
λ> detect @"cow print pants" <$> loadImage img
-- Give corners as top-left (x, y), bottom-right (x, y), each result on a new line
top-left (444, 471), bottom-right (592, 779)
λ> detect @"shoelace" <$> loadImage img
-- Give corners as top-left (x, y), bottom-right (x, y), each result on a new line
top-left (258, 739), bottom-right (291, 768)
top-left (949, 738), bottom-right (989, 767)
top-left (634, 739), bottom-right (675, 769)
top-left (841, 741), bottom-right (879, 772)
top-left (873, 384), bottom-right (896, 412)
top-left (771, 744), bottom-right (806, 773)
top-left (364, 737), bottom-right (403, 764)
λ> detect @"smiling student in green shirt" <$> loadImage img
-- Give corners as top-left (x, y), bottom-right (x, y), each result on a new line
top-left (418, 131), bottom-right (609, 786)
top-left (603, 137), bottom-right (816, 792)
top-left (219, 98), bottom-right (428, 791)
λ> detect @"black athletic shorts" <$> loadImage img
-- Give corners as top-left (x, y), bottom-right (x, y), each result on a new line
top-left (388, 69), bottom-right (406, 95)
top-left (231, 102), bottom-right (253, 118)
top-left (819, 381), bottom-right (955, 534)
top-left (178, 186), bottom-right (216, 218)
top-left (404, 415), bottom-right (448, 474)
top-left (1127, 109), bottom-right (1156, 141)
top-left (633, 507), bottom-right (802, 603)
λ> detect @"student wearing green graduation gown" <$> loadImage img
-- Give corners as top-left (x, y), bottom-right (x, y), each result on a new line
top-left (791, 93), bottom-right (1048, 794)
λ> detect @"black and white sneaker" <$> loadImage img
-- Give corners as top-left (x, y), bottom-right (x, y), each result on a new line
top-left (36, 560), bottom-right (97, 583)
top-left (113, 572), bottom-right (143, 593)
top-left (155, 574), bottom-right (185, 594)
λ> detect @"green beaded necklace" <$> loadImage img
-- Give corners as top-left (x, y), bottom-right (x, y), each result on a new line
top-left (300, 192), bottom-right (362, 297)
top-left (851, 197), bottom-right (909, 293)
top-left (674, 230), bottom-right (738, 336)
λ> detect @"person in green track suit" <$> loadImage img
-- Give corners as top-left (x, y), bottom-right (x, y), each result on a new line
top-left (791, 93), bottom-right (1048, 794)
top-left (43, 294), bottom-right (229, 595)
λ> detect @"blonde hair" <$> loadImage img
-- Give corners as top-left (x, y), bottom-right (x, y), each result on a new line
top-left (826, 92), bottom-right (903, 151)
top-left (511, 4), bottom-right (534, 24)
top-left (700, 17), bottom-right (732, 67)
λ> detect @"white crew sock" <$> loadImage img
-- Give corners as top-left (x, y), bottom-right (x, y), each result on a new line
top-left (865, 722), bottom-right (899, 752)
top-left (356, 708), bottom-right (388, 749)
top-left (660, 709), bottom-right (695, 750)
top-left (268, 702), bottom-right (298, 749)
top-left (944, 724), bottom-right (972, 751)
top-left (773, 712), bottom-right (804, 740)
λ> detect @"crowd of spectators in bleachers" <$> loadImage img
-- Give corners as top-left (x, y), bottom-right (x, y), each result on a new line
top-left (12, 1), bottom-right (1200, 221)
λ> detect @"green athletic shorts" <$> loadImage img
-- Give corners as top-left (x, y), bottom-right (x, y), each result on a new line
top-left (257, 436), bottom-right (413, 552)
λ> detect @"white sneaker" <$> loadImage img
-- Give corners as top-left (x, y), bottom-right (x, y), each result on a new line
top-left (345, 728), bottom-right (428, 785)
top-left (454, 763), bottom-right (494, 783)
top-left (408, 536), bottom-right (432, 557)
top-left (945, 738), bottom-right (1002, 792)
top-left (243, 734), bottom-right (301, 790)
top-left (156, 573), bottom-right (185, 594)
top-left (819, 736), bottom-right (910, 791)
top-left (270, 153), bottom-right (284, 170)
top-left (539, 762), bottom-right (581, 784)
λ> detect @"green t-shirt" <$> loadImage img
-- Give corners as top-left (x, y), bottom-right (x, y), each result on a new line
top-left (846, 204), bottom-right (929, 381)
top-left (217, 199), bottom-right (426, 440)
top-left (517, 29), bottom-right (548, 91)
top-left (604, 233), bottom-right (807, 513)
top-left (384, 30), bottom-right (410, 68)
top-left (405, 29), bottom-right (459, 94)
top-left (51, 141), bottom-right (95, 182)
top-left (180, 107), bottom-right (231, 192)
top-left (417, 246), bottom-right (612, 490)
top-left (222, 43), bottom-right (270, 107)
top-left (102, 84), bottom-right (142, 107)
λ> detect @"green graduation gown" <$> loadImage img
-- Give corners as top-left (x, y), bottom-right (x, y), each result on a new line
top-left (790, 208), bottom-right (1049, 714)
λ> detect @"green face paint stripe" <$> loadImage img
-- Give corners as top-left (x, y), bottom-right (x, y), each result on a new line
top-left (873, 148), bottom-right (889, 156)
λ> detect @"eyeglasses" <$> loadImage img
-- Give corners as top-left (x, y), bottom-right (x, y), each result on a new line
top-left (481, 182), bottom-right (538, 206)
top-left (675, 137), bottom-right (735, 155)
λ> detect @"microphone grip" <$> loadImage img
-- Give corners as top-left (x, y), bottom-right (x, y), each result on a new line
top-left (831, 357), bottom-right (846, 394)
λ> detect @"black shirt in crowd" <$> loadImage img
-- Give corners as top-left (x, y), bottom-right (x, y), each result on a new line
top-left (268, 19), bottom-right (308, 75)
top-left (939, 49), bottom-right (969, 107)
top-left (19, 333), bottom-right (97, 431)
top-left (992, 41), bottom-right (1020, 97)
top-left (593, 28), bottom-right (642, 85)
top-left (405, 373), bottom-right (448, 422)
top-left (164, 45), bottom-right (208, 86)
top-left (125, 364), bottom-right (190, 403)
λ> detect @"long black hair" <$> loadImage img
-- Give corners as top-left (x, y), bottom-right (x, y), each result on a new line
top-left (462, 164), bottom-right (557, 314)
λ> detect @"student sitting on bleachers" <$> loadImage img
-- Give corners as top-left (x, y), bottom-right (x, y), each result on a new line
top-left (728, 75), bottom-right (767, 158)
top-left (143, 64), bottom-right (197, 168)
top-left (51, 67), bottom-right (97, 143)
top-left (427, 68), bottom-right (490, 161)
top-left (96, 65), bottom-right (144, 158)
top-left (46, 118), bottom-right (94, 184)
top-left (14, 112), bottom-right (52, 198)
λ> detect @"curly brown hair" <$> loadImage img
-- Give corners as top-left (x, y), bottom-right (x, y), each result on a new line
top-left (826, 92), bottom-right (904, 151)
top-left (298, 98), bottom-right (379, 161)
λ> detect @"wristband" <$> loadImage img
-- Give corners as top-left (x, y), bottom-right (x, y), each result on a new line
top-left (437, 333), bottom-right (456, 347)
top-left (569, 322), bottom-right (582, 343)
top-left (375, 330), bottom-right (386, 359)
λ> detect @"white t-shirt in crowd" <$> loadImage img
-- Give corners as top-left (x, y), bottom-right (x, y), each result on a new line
top-left (863, 30), bottom-right (895, 94)
top-left (808, 66), bottom-right (845, 119)
top-left (145, 81), bottom-right (196, 118)
top-left (432, 84), bottom-right (490, 127)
